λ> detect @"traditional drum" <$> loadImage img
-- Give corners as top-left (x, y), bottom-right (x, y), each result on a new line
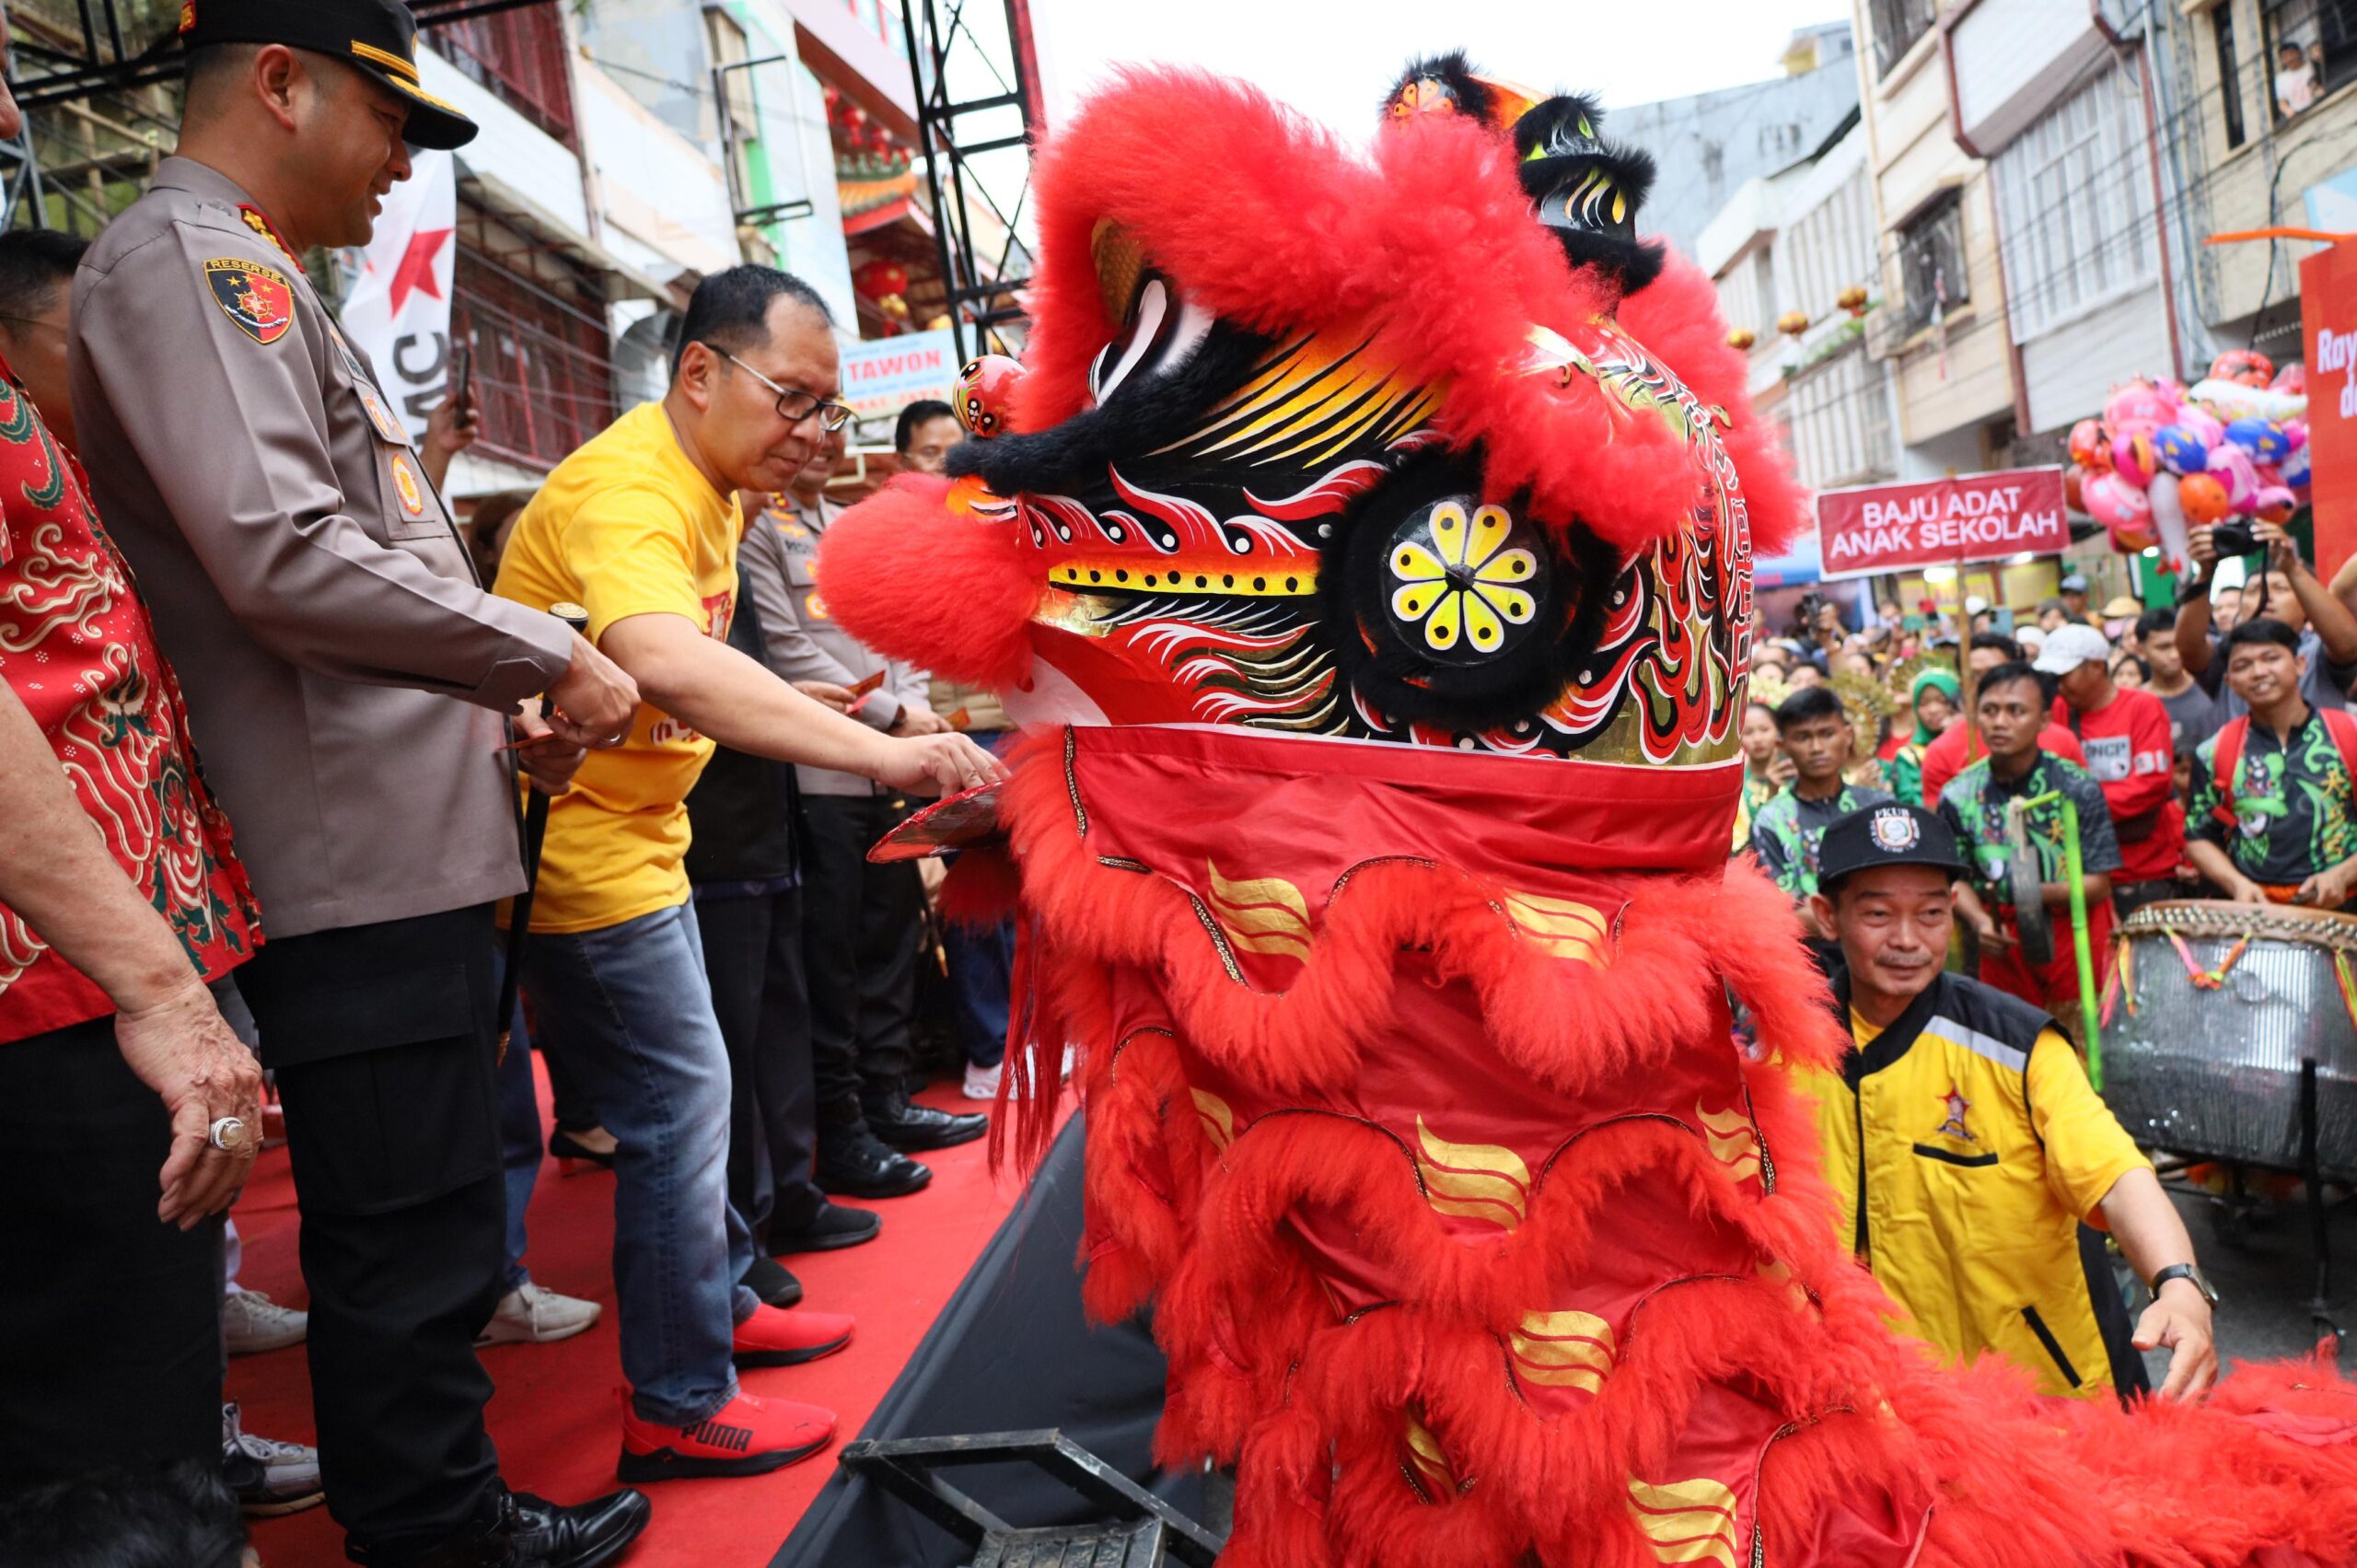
top-left (2101, 899), bottom-right (2357, 1180)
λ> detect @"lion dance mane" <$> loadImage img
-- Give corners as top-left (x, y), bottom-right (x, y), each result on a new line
top-left (819, 56), bottom-right (2357, 1568)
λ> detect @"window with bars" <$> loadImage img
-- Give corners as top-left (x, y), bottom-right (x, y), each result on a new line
top-left (2265, 0), bottom-right (2357, 119)
top-left (1895, 190), bottom-right (1968, 336)
top-left (1990, 60), bottom-right (2156, 343)
top-left (1866, 0), bottom-right (1938, 78)
top-left (2216, 2), bottom-right (2249, 148)
top-left (450, 227), bottom-right (617, 474)
top-left (426, 4), bottom-right (578, 147)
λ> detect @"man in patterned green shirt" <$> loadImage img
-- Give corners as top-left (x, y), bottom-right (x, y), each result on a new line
top-left (1938, 661), bottom-right (2120, 1021)
top-left (2188, 619), bottom-right (2357, 909)
top-left (1750, 685), bottom-right (1892, 962)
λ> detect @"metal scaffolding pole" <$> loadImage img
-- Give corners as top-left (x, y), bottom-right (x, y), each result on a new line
top-left (900, 0), bottom-right (1039, 363)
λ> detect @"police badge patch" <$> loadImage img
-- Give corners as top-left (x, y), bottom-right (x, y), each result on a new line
top-left (205, 259), bottom-right (294, 345)
top-left (1870, 807), bottom-right (1920, 854)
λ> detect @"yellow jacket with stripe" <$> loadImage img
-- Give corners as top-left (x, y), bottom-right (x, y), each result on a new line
top-left (1796, 970), bottom-right (2152, 1399)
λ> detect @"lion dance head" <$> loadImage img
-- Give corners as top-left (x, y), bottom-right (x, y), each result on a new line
top-left (819, 56), bottom-right (2357, 1568)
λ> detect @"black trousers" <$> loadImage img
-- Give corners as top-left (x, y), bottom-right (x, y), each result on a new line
top-left (0, 1016), bottom-right (224, 1489)
top-left (693, 884), bottom-right (824, 1239)
top-left (800, 795), bottom-right (923, 1138)
top-left (234, 904), bottom-right (506, 1562)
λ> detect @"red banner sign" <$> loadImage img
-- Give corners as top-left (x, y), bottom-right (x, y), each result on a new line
top-left (1813, 466), bottom-right (2069, 580)
top-left (2302, 241), bottom-right (2357, 582)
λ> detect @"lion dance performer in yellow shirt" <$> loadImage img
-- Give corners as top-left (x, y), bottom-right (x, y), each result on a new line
top-left (815, 52), bottom-right (2357, 1568)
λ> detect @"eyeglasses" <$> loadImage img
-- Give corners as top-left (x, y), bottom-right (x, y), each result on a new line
top-left (714, 349), bottom-right (854, 432)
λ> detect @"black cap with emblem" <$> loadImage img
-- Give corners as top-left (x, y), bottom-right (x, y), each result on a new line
top-left (1816, 803), bottom-right (1968, 894)
top-left (179, 0), bottom-right (479, 151)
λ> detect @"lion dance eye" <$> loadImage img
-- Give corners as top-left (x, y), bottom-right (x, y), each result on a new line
top-left (1385, 499), bottom-right (1541, 662)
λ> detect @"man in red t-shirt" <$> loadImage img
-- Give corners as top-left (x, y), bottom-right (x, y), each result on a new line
top-left (1919, 632), bottom-right (2087, 807)
top-left (2040, 623), bottom-right (2185, 917)
top-left (0, 154), bottom-right (266, 1493)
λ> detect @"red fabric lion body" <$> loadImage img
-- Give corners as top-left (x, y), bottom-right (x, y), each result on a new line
top-left (819, 60), bottom-right (2357, 1567)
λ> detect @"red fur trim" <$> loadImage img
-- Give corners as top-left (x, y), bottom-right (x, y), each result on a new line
top-left (935, 847), bottom-right (1020, 930)
top-left (814, 472), bottom-right (1038, 687)
top-left (1015, 67), bottom-right (1791, 555)
top-left (981, 726), bottom-right (2357, 1567)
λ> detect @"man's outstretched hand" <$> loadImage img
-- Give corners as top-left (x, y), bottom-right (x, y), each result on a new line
top-left (2133, 1281), bottom-right (2218, 1400)
top-left (875, 732), bottom-right (1008, 797)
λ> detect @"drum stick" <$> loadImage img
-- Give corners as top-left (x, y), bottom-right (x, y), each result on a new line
top-left (495, 601), bottom-right (591, 1058)
top-left (2024, 788), bottom-right (2103, 1083)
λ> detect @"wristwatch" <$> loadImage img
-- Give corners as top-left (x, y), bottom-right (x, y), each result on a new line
top-left (2149, 1262), bottom-right (2220, 1307)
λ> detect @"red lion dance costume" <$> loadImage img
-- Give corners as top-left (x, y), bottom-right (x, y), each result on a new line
top-left (819, 55), bottom-right (2357, 1568)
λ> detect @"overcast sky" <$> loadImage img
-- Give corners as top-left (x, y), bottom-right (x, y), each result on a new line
top-left (1027, 0), bottom-right (1856, 134)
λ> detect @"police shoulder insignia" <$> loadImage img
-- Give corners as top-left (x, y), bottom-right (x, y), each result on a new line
top-left (205, 259), bottom-right (295, 345)
top-left (389, 451), bottom-right (427, 518)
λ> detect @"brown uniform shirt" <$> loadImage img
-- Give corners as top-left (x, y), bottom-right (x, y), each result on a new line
top-left (71, 157), bottom-right (573, 937)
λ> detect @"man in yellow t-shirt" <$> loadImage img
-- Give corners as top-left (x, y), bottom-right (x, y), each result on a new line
top-left (1793, 803), bottom-right (2218, 1403)
top-left (493, 266), bottom-right (1003, 1483)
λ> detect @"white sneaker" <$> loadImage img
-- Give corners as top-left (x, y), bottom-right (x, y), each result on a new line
top-left (475, 1282), bottom-right (602, 1346)
top-left (222, 1402), bottom-right (322, 1517)
top-left (962, 1061), bottom-right (1002, 1100)
top-left (222, 1289), bottom-right (307, 1355)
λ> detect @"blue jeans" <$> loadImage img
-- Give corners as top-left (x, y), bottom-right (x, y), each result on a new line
top-left (943, 913), bottom-right (1015, 1070)
top-left (519, 900), bottom-right (758, 1425)
top-left (493, 992), bottom-right (540, 1294)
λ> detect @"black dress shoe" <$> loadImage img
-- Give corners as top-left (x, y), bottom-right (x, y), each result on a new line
top-left (742, 1254), bottom-right (803, 1308)
top-left (815, 1132), bottom-right (933, 1198)
top-left (512, 1488), bottom-right (651, 1568)
top-left (770, 1201), bottom-right (883, 1254)
top-left (865, 1095), bottom-right (989, 1153)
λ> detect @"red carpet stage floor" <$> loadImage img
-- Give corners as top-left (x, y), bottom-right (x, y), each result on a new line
top-left (238, 1063), bottom-right (1042, 1567)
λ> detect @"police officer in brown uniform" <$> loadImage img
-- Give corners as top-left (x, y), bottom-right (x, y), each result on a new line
top-left (70, 4), bottom-right (646, 1563)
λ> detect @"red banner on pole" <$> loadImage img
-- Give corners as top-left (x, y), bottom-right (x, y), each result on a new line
top-left (2301, 241), bottom-right (2357, 582)
top-left (1813, 467), bottom-right (2069, 580)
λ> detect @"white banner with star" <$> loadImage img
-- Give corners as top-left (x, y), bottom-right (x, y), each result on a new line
top-left (339, 149), bottom-right (458, 445)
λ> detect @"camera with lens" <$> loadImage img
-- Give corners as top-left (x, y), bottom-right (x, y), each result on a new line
top-left (2209, 519), bottom-right (2259, 558)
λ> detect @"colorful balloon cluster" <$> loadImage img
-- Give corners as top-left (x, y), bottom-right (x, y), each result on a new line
top-left (2066, 353), bottom-right (2310, 569)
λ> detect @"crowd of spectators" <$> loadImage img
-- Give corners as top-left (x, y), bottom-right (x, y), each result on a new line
top-left (1742, 524), bottom-right (2357, 1037)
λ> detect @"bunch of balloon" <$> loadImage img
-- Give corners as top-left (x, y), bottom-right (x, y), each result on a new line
top-left (2066, 354), bottom-right (2309, 572)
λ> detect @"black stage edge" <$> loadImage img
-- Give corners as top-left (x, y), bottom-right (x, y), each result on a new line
top-left (772, 1114), bottom-right (1206, 1566)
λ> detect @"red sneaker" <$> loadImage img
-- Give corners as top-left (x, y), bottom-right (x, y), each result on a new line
top-left (617, 1388), bottom-right (835, 1481)
top-left (731, 1305), bottom-right (853, 1368)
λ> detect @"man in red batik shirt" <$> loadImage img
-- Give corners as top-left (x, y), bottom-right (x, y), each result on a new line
top-left (2041, 624), bottom-right (2185, 918)
top-left (0, 131), bottom-right (267, 1493)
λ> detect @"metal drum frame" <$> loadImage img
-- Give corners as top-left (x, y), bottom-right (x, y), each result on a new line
top-left (2101, 901), bottom-right (2357, 1337)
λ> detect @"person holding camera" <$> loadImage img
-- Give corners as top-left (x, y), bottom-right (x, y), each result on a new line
top-left (2176, 518), bottom-right (2357, 721)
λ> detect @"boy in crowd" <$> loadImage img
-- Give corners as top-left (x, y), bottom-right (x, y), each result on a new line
top-left (1938, 663), bottom-right (2121, 1024)
top-left (2137, 605), bottom-right (2220, 757)
top-left (1916, 633), bottom-right (2088, 807)
top-left (1749, 685), bottom-right (1892, 961)
top-left (2188, 620), bottom-right (2357, 910)
top-left (2038, 624), bottom-right (2184, 918)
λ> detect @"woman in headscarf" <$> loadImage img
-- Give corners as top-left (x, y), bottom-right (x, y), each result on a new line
top-left (1887, 666), bottom-right (1961, 808)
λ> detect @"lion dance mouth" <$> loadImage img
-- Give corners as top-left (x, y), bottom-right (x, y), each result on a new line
top-left (817, 52), bottom-right (2357, 1568)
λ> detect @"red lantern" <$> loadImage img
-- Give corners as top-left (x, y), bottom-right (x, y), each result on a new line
top-left (853, 260), bottom-right (910, 302)
top-left (1776, 309), bottom-right (1809, 337)
top-left (1836, 285), bottom-right (1870, 319)
top-left (1725, 327), bottom-right (1756, 352)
